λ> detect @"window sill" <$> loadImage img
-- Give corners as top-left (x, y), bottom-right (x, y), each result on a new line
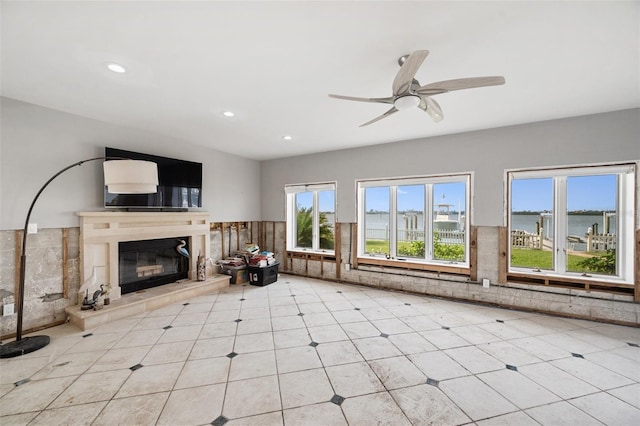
top-left (507, 271), bottom-right (634, 295)
top-left (357, 256), bottom-right (470, 276)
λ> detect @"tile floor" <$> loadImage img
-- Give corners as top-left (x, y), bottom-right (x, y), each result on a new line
top-left (1, 274), bottom-right (639, 425)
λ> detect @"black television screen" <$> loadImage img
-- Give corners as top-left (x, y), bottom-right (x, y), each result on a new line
top-left (105, 147), bottom-right (202, 209)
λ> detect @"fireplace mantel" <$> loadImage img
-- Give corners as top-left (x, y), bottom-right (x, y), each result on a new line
top-left (77, 211), bottom-right (211, 301)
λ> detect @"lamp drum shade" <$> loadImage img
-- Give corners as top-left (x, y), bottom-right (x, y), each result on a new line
top-left (103, 160), bottom-right (158, 194)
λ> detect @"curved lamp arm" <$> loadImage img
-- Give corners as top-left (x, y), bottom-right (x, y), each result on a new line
top-left (16, 156), bottom-right (158, 340)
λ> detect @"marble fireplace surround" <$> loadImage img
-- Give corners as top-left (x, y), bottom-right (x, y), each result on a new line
top-left (76, 211), bottom-right (213, 301)
top-left (65, 211), bottom-right (230, 330)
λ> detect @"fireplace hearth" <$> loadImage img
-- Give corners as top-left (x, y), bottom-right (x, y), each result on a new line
top-left (119, 237), bottom-right (190, 294)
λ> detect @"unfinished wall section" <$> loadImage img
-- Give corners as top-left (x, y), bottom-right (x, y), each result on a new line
top-left (279, 223), bottom-right (639, 326)
top-left (1, 228), bottom-right (80, 338)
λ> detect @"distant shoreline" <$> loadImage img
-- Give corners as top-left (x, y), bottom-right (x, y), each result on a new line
top-left (512, 210), bottom-right (613, 215)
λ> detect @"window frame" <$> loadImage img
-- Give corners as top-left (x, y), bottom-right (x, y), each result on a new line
top-left (356, 173), bottom-right (471, 269)
top-left (506, 163), bottom-right (636, 285)
top-left (285, 182), bottom-right (337, 254)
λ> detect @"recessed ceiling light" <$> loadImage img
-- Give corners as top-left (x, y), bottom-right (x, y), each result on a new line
top-left (223, 111), bottom-right (235, 117)
top-left (282, 135), bottom-right (293, 141)
top-left (106, 63), bottom-right (126, 73)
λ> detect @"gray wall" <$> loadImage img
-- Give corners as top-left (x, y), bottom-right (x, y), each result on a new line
top-left (260, 109), bottom-right (640, 225)
top-left (0, 97), bottom-right (262, 230)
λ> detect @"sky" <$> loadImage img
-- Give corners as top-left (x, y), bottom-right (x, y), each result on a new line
top-left (511, 174), bottom-right (617, 211)
top-left (297, 174), bottom-right (616, 214)
top-left (365, 182), bottom-right (466, 212)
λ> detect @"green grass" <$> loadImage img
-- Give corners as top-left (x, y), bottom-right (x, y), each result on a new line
top-left (511, 248), bottom-right (590, 271)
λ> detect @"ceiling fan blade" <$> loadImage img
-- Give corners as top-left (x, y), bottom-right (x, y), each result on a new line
top-left (328, 94), bottom-right (394, 104)
top-left (392, 50), bottom-right (429, 96)
top-left (419, 97), bottom-right (444, 122)
top-left (416, 76), bottom-right (505, 94)
top-left (359, 107), bottom-right (398, 127)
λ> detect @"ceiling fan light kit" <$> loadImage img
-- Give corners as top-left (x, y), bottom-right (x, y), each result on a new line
top-left (329, 49), bottom-right (505, 127)
top-left (394, 95), bottom-right (421, 110)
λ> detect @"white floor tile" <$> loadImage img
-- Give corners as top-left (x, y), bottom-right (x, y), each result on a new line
top-left (352, 336), bottom-right (402, 360)
top-left (316, 340), bottom-right (365, 366)
top-left (409, 351), bottom-right (469, 381)
top-left (157, 384), bottom-right (225, 425)
top-left (275, 345), bottom-right (322, 373)
top-left (341, 392), bottom-right (412, 426)
top-left (551, 357), bottom-right (634, 390)
top-left (279, 368), bottom-right (334, 409)
top-left (569, 392), bottom-right (640, 425)
top-left (368, 356), bottom-right (427, 390)
top-left (94, 392), bottom-right (169, 426)
top-left (518, 361), bottom-right (599, 399)
top-left (341, 321), bottom-right (381, 339)
top-left (29, 401), bottom-right (107, 426)
top-left (174, 356), bottom-right (230, 389)
top-left (387, 331), bottom-right (437, 354)
top-left (477, 369), bottom-right (561, 409)
top-left (475, 411), bottom-right (539, 426)
top-left (420, 328), bottom-right (471, 349)
top-left (229, 350), bottom-right (277, 381)
top-left (283, 401), bottom-right (347, 425)
top-left (50, 369), bottom-right (131, 408)
top-left (325, 361), bottom-right (385, 397)
top-left (525, 401), bottom-right (603, 426)
top-left (223, 375), bottom-right (281, 418)
top-left (116, 362), bottom-right (182, 397)
top-left (440, 375), bottom-right (518, 421)
top-left (445, 346), bottom-right (504, 374)
top-left (0, 376), bottom-right (76, 416)
top-left (391, 383), bottom-right (471, 425)
top-left (608, 383), bottom-right (640, 409)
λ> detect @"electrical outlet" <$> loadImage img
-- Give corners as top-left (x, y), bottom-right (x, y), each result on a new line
top-left (345, 263), bottom-right (351, 271)
top-left (482, 278), bottom-right (490, 288)
top-left (27, 223), bottom-right (38, 234)
top-left (3, 303), bottom-right (15, 316)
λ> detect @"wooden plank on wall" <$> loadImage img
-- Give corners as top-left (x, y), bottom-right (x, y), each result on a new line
top-left (469, 226), bottom-right (478, 282)
top-left (15, 230), bottom-right (23, 301)
top-left (335, 223), bottom-right (341, 280)
top-left (352, 223), bottom-right (358, 269)
top-left (498, 226), bottom-right (508, 284)
top-left (62, 228), bottom-right (69, 298)
top-left (635, 229), bottom-right (640, 302)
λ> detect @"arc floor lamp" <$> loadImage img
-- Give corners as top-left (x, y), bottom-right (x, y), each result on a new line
top-left (0, 157), bottom-right (158, 358)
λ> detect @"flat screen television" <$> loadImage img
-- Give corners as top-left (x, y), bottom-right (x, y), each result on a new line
top-left (105, 147), bottom-right (202, 210)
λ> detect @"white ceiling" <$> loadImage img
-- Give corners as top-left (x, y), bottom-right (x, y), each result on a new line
top-left (1, 1), bottom-right (638, 161)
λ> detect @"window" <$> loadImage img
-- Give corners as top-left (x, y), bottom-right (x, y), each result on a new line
top-left (357, 174), bottom-right (470, 266)
top-left (286, 183), bottom-right (336, 253)
top-left (508, 164), bottom-right (635, 284)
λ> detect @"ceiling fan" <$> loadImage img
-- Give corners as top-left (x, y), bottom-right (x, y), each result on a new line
top-left (329, 50), bottom-right (505, 127)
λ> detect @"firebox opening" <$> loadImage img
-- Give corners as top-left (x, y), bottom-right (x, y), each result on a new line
top-left (119, 237), bottom-right (190, 294)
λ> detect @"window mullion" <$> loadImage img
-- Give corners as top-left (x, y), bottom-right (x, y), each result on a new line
top-left (425, 184), bottom-right (433, 260)
top-left (312, 191), bottom-right (319, 250)
top-left (555, 176), bottom-right (567, 273)
top-left (390, 186), bottom-right (397, 257)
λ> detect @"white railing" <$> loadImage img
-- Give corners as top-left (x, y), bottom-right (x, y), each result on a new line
top-left (365, 228), bottom-right (464, 245)
top-left (587, 233), bottom-right (616, 252)
top-left (511, 229), bottom-right (542, 249)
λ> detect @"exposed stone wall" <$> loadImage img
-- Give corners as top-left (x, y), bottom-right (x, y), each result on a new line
top-left (2, 222), bottom-right (637, 337)
top-left (282, 223), bottom-right (640, 326)
top-left (1, 228), bottom-right (80, 337)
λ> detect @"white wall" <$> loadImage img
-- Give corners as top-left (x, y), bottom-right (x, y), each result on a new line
top-left (260, 109), bottom-right (640, 225)
top-left (0, 97), bottom-right (262, 230)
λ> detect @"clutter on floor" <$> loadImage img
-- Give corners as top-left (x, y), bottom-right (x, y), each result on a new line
top-left (217, 243), bottom-right (279, 286)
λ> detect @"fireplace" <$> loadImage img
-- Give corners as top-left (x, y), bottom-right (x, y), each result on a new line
top-left (77, 211), bottom-right (212, 302)
top-left (119, 237), bottom-right (190, 294)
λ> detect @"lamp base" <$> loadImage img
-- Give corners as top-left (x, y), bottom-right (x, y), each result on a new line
top-left (0, 335), bottom-right (50, 358)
